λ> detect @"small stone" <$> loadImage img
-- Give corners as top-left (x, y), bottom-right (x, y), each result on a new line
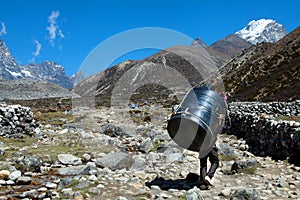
top-left (16, 176), bottom-right (32, 185)
top-left (57, 154), bottom-right (82, 165)
top-left (220, 188), bottom-right (231, 197)
top-left (88, 187), bottom-right (101, 194)
top-left (37, 193), bottom-right (47, 199)
top-left (59, 129), bottom-right (69, 134)
top-left (151, 185), bottom-right (161, 190)
top-left (82, 153), bottom-right (92, 162)
top-left (130, 157), bottom-right (146, 171)
top-left (166, 153), bottom-right (184, 163)
top-left (95, 152), bottom-right (133, 170)
top-left (74, 194), bottom-right (84, 200)
top-left (116, 197), bottom-right (128, 200)
top-left (186, 187), bottom-right (204, 200)
top-left (6, 180), bottom-right (14, 185)
top-left (45, 182), bottom-right (58, 189)
top-left (61, 188), bottom-right (74, 197)
top-left (38, 187), bottom-right (48, 192)
top-left (97, 184), bottom-right (105, 189)
top-left (0, 170), bottom-right (10, 180)
top-left (49, 191), bottom-right (60, 199)
top-left (88, 175), bottom-right (98, 181)
top-left (290, 185), bottom-right (296, 189)
top-left (138, 138), bottom-right (154, 153)
top-left (135, 171), bottom-right (148, 180)
top-left (24, 172), bottom-right (34, 177)
top-left (231, 188), bottom-right (260, 200)
top-left (9, 170), bottom-right (21, 181)
top-left (180, 170), bottom-right (189, 178)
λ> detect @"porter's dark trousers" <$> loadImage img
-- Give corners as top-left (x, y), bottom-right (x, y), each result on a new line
top-left (200, 146), bottom-right (219, 182)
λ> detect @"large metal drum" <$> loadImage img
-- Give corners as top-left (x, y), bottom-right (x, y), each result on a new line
top-left (167, 86), bottom-right (227, 157)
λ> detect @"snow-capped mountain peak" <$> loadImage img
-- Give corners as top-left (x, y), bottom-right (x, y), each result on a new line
top-left (235, 19), bottom-right (287, 44)
top-left (0, 39), bottom-right (74, 88)
top-left (0, 39), bottom-right (23, 80)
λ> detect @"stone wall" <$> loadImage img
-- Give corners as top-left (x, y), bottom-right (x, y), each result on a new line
top-left (228, 101), bottom-right (300, 161)
top-left (0, 103), bottom-right (37, 138)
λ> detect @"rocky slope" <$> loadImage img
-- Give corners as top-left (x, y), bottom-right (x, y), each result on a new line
top-left (206, 34), bottom-right (252, 64)
top-left (73, 47), bottom-right (220, 106)
top-left (192, 35), bottom-right (252, 67)
top-left (70, 70), bottom-right (87, 86)
top-left (0, 79), bottom-right (78, 101)
top-left (75, 19), bottom-right (294, 105)
top-left (221, 26), bottom-right (300, 101)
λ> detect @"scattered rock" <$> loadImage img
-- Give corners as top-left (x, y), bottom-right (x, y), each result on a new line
top-left (220, 188), bottom-right (231, 197)
top-left (130, 157), bottom-right (147, 171)
top-left (0, 170), bottom-right (10, 180)
top-left (95, 152), bottom-right (133, 170)
top-left (15, 155), bottom-right (42, 173)
top-left (231, 158), bottom-right (260, 173)
top-left (8, 170), bottom-right (21, 181)
top-left (57, 163), bottom-right (96, 176)
top-left (166, 153), bottom-right (184, 163)
top-left (230, 188), bottom-right (260, 200)
top-left (186, 187), bottom-right (204, 200)
top-left (0, 105), bottom-right (37, 137)
top-left (0, 102), bottom-right (299, 199)
top-left (138, 137), bottom-right (154, 153)
top-left (16, 176), bottom-right (32, 185)
top-left (57, 154), bottom-right (82, 165)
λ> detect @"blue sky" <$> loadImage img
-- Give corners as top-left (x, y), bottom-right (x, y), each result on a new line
top-left (0, 0), bottom-right (299, 76)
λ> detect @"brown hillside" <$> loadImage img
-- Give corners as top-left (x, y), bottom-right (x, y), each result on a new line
top-left (222, 26), bottom-right (300, 101)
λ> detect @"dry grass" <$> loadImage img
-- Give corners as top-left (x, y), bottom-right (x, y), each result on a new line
top-left (274, 115), bottom-right (300, 122)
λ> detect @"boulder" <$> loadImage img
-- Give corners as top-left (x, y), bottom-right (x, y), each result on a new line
top-left (95, 152), bottom-right (133, 170)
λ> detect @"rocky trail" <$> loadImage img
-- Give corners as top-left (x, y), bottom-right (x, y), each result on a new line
top-left (0, 102), bottom-right (299, 200)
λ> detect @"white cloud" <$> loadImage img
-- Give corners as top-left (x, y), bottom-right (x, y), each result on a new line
top-left (46, 10), bottom-right (64, 46)
top-left (58, 29), bottom-right (64, 38)
top-left (0, 22), bottom-right (7, 36)
top-left (32, 39), bottom-right (42, 56)
top-left (30, 39), bottom-right (42, 63)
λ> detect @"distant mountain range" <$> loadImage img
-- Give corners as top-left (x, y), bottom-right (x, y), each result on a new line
top-left (20, 61), bottom-right (74, 89)
top-left (0, 40), bottom-right (85, 89)
top-left (1, 18), bottom-right (296, 102)
top-left (192, 19), bottom-right (287, 66)
top-left (74, 19), bottom-right (297, 104)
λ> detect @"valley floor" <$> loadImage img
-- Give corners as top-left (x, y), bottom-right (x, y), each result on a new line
top-left (0, 104), bottom-right (299, 200)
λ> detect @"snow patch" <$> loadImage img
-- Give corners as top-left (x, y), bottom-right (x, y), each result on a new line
top-left (5, 69), bottom-right (23, 78)
top-left (21, 69), bottom-right (32, 77)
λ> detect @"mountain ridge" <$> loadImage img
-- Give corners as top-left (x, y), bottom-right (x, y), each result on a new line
top-left (222, 26), bottom-right (300, 101)
top-left (0, 18), bottom-right (294, 99)
top-left (74, 24), bottom-right (299, 105)
top-left (0, 39), bottom-right (23, 80)
top-left (0, 39), bottom-right (76, 89)
top-left (21, 61), bottom-right (74, 89)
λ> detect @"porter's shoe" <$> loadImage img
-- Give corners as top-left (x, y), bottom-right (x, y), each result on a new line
top-left (204, 176), bottom-right (213, 186)
top-left (199, 184), bottom-right (210, 190)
